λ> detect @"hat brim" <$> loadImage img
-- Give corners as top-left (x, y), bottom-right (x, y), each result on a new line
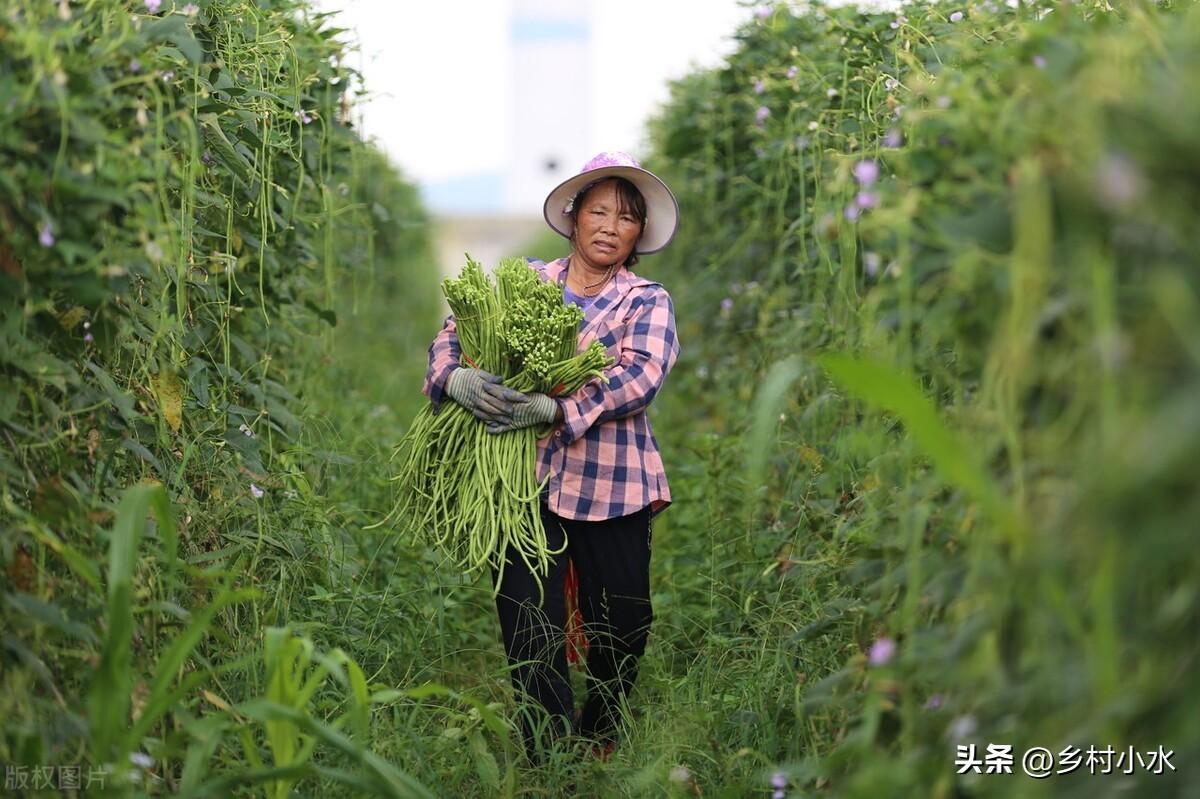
top-left (542, 165), bottom-right (679, 254)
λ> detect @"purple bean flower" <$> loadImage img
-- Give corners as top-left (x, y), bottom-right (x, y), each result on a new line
top-left (868, 636), bottom-right (896, 666)
top-left (864, 251), bottom-right (881, 276)
top-left (786, 65), bottom-right (798, 79)
top-left (294, 109), bottom-right (312, 124)
top-left (130, 58), bottom-right (142, 74)
top-left (1033, 54), bottom-right (1047, 69)
top-left (950, 10), bottom-right (964, 22)
top-left (884, 77), bottom-right (898, 91)
top-left (755, 106), bottom-right (770, 125)
top-left (38, 222), bottom-right (55, 247)
top-left (771, 771), bottom-right (788, 789)
top-left (826, 87), bottom-right (838, 98)
top-left (144, 0), bottom-right (162, 13)
top-left (853, 159), bottom-right (878, 185)
top-left (160, 70), bottom-right (176, 83)
top-left (925, 693), bottom-right (945, 710)
top-left (201, 150), bottom-right (214, 165)
top-left (84, 333), bottom-right (94, 344)
top-left (947, 714), bottom-right (977, 741)
top-left (182, 3), bottom-right (199, 16)
top-left (883, 128), bottom-right (903, 148)
top-left (794, 135), bottom-right (809, 150)
top-left (844, 204), bottom-right (861, 222)
top-left (250, 483), bottom-right (264, 499)
top-left (754, 79), bottom-right (766, 94)
top-left (720, 297), bottom-right (734, 313)
top-left (855, 191), bottom-right (878, 209)
top-left (774, 791), bottom-right (785, 799)
top-left (754, 5), bottom-right (772, 19)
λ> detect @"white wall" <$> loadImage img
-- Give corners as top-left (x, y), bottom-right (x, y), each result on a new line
top-left (504, 0), bottom-right (593, 215)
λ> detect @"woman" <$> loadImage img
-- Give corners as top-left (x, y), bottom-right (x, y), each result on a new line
top-left (421, 151), bottom-right (680, 760)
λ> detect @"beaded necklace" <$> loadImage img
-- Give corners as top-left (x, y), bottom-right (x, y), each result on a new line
top-left (568, 254), bottom-right (617, 297)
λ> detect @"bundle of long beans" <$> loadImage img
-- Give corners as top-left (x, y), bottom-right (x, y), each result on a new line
top-left (385, 256), bottom-right (612, 590)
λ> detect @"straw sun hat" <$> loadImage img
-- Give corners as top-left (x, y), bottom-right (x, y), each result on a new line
top-left (542, 151), bottom-right (680, 254)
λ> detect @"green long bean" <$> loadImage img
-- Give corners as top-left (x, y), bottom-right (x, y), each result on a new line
top-left (386, 256), bottom-right (614, 593)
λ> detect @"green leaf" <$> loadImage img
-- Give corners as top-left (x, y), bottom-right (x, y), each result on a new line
top-left (304, 299), bottom-right (337, 327)
top-left (745, 355), bottom-right (807, 519)
top-left (405, 683), bottom-right (512, 742)
top-left (121, 438), bottom-right (164, 478)
top-left (199, 113), bottom-right (252, 184)
top-left (88, 363), bottom-right (139, 426)
top-left (125, 586), bottom-right (257, 748)
top-left (20, 520), bottom-right (101, 590)
top-left (144, 15), bottom-right (203, 64)
top-left (234, 700), bottom-right (435, 799)
top-left (4, 593), bottom-right (98, 644)
top-left (819, 354), bottom-right (1019, 539)
top-left (468, 729), bottom-right (500, 791)
top-left (88, 484), bottom-right (179, 764)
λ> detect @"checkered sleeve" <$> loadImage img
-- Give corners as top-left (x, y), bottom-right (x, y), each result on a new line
top-left (555, 287), bottom-right (679, 445)
top-left (422, 314), bottom-right (461, 411)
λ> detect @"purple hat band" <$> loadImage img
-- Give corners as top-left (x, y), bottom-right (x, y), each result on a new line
top-left (562, 152), bottom-right (645, 213)
top-left (582, 151), bottom-right (643, 170)
top-left (542, 150), bottom-right (680, 255)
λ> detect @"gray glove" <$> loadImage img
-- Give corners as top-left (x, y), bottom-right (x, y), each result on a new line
top-left (445, 367), bottom-right (526, 423)
top-left (485, 391), bottom-right (560, 434)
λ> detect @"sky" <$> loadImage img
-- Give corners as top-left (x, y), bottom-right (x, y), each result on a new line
top-left (312, 1), bottom-right (757, 211)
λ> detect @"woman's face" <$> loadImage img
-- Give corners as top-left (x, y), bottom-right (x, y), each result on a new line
top-left (573, 180), bottom-right (642, 269)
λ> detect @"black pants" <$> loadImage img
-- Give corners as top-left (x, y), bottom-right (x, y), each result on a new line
top-left (492, 502), bottom-right (653, 758)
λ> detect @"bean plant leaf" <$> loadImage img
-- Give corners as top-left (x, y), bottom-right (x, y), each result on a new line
top-left (143, 16), bottom-right (203, 65)
top-left (199, 114), bottom-right (253, 185)
top-left (88, 363), bottom-right (140, 426)
top-left (304, 300), bottom-right (337, 327)
top-left (745, 355), bottom-right (807, 518)
top-left (152, 369), bottom-right (184, 432)
top-left (819, 354), bottom-right (1019, 539)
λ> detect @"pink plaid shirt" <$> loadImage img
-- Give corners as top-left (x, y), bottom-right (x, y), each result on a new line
top-left (422, 257), bottom-right (680, 521)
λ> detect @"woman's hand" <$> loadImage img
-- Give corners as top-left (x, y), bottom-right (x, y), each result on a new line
top-left (485, 391), bottom-right (560, 434)
top-left (445, 367), bottom-right (526, 423)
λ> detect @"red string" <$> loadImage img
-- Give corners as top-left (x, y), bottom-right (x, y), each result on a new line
top-left (564, 559), bottom-right (588, 669)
